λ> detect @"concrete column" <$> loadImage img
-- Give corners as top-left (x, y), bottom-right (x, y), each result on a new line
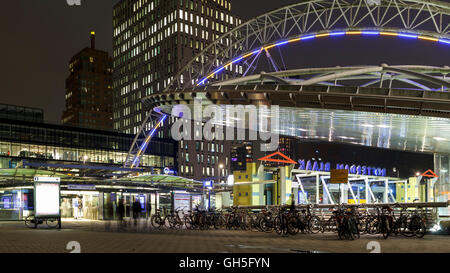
top-left (280, 167), bottom-right (286, 205)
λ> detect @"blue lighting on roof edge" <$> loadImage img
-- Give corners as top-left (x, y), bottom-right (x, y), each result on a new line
top-left (195, 31), bottom-right (449, 86)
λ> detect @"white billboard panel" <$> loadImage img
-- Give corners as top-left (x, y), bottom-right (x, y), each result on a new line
top-left (35, 182), bottom-right (60, 217)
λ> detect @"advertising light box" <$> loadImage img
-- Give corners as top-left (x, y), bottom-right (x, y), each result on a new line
top-left (34, 179), bottom-right (61, 218)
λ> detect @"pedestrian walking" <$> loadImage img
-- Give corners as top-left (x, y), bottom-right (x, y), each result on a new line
top-left (117, 198), bottom-right (125, 231)
top-left (132, 197), bottom-right (142, 229)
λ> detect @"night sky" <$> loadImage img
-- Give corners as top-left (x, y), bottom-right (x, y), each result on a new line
top-left (0, 0), bottom-right (448, 123)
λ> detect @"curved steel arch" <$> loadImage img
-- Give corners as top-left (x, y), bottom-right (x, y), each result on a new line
top-left (208, 65), bottom-right (450, 90)
top-left (164, 0), bottom-right (450, 91)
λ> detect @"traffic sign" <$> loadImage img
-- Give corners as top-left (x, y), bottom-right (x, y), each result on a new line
top-left (330, 169), bottom-right (348, 184)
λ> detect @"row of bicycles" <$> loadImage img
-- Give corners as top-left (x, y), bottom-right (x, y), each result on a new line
top-left (147, 203), bottom-right (430, 240)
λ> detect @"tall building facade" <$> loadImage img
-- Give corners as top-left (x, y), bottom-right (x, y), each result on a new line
top-left (62, 33), bottom-right (114, 131)
top-left (112, 0), bottom-right (242, 181)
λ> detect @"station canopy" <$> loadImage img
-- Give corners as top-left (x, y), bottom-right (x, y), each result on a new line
top-left (0, 168), bottom-right (203, 191)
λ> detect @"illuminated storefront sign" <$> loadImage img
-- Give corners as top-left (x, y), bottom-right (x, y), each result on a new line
top-left (203, 180), bottom-right (213, 189)
top-left (297, 159), bottom-right (387, 177)
top-left (163, 167), bottom-right (176, 175)
top-left (67, 184), bottom-right (96, 190)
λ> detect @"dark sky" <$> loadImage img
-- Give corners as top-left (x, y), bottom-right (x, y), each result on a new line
top-left (0, 0), bottom-right (448, 123)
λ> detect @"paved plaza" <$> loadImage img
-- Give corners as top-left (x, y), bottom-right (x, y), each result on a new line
top-left (0, 220), bottom-right (449, 253)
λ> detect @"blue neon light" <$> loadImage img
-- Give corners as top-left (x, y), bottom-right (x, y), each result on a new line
top-left (362, 31), bottom-right (380, 35)
top-left (195, 30), bottom-right (448, 87)
top-left (232, 56), bottom-right (244, 63)
top-left (329, 32), bottom-right (346, 36)
top-left (301, 35), bottom-right (316, 40)
top-left (397, 33), bottom-right (418, 39)
top-left (275, 40), bottom-right (289, 46)
top-left (138, 115), bottom-right (167, 153)
top-left (439, 39), bottom-right (450, 45)
top-left (213, 67), bottom-right (225, 74)
top-left (252, 49), bottom-right (262, 55)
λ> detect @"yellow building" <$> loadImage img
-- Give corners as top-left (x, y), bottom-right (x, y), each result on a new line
top-left (396, 177), bottom-right (420, 202)
top-left (232, 163), bottom-right (292, 206)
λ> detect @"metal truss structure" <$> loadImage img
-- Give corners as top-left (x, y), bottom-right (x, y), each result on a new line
top-left (123, 111), bottom-right (167, 168)
top-left (210, 65), bottom-right (450, 91)
top-left (164, 0), bottom-right (450, 90)
top-left (145, 65), bottom-right (450, 118)
top-left (127, 0), bottom-right (450, 169)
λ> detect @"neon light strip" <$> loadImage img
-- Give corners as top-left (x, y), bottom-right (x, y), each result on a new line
top-left (196, 30), bottom-right (449, 86)
top-left (131, 115), bottom-right (167, 168)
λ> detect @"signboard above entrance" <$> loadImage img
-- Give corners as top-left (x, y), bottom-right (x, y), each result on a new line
top-left (298, 159), bottom-right (387, 177)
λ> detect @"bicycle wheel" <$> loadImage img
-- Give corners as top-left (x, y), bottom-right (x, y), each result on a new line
top-left (151, 215), bottom-right (163, 228)
top-left (398, 218), bottom-right (414, 237)
top-left (184, 216), bottom-right (193, 229)
top-left (308, 216), bottom-right (322, 234)
top-left (274, 216), bottom-right (283, 235)
top-left (46, 218), bottom-right (59, 228)
top-left (259, 218), bottom-right (272, 233)
top-left (25, 216), bottom-right (35, 228)
top-left (410, 216), bottom-right (426, 238)
top-left (287, 217), bottom-right (299, 235)
top-left (325, 217), bottom-right (337, 233)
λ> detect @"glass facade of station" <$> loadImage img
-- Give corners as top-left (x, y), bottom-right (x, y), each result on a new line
top-left (0, 186), bottom-right (203, 221)
top-left (435, 154), bottom-right (450, 217)
top-left (0, 118), bottom-right (176, 169)
top-left (0, 118), bottom-right (179, 221)
top-left (294, 172), bottom-right (411, 205)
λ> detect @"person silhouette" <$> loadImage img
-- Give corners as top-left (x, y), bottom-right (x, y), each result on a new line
top-left (117, 198), bottom-right (125, 231)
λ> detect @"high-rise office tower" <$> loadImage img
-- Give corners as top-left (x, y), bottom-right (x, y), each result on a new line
top-left (113, 0), bottom-right (242, 181)
top-left (62, 32), bottom-right (114, 130)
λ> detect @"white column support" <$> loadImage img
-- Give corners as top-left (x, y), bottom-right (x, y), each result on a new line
top-left (347, 181), bottom-right (357, 203)
top-left (365, 177), bottom-right (369, 203)
top-left (367, 180), bottom-right (377, 203)
top-left (295, 174), bottom-right (309, 204)
top-left (388, 182), bottom-right (396, 202)
top-left (321, 176), bottom-right (335, 205)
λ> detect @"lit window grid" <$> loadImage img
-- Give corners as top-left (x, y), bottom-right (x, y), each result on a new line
top-left (112, 0), bottom-right (241, 133)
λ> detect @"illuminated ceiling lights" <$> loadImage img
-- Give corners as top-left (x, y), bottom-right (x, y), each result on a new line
top-left (361, 124), bottom-right (375, 128)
